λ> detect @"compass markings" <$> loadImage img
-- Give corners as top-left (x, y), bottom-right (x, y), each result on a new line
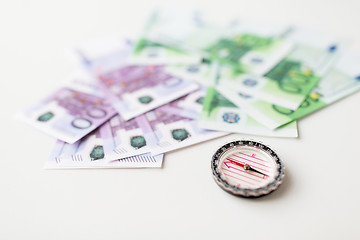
top-left (224, 173), bottom-right (255, 186)
top-left (237, 151), bottom-right (268, 162)
top-left (227, 157), bottom-right (270, 173)
top-left (232, 154), bottom-right (270, 168)
top-left (223, 161), bottom-right (264, 179)
top-left (222, 167), bottom-right (262, 182)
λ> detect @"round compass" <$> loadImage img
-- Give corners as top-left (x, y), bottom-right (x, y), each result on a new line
top-left (211, 140), bottom-right (284, 198)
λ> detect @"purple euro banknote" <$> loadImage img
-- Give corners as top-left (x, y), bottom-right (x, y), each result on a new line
top-left (46, 114), bottom-right (162, 168)
top-left (16, 78), bottom-right (117, 144)
top-left (135, 107), bottom-right (228, 155)
top-left (98, 65), bottom-right (199, 120)
top-left (100, 114), bottom-right (151, 159)
top-left (46, 139), bottom-right (163, 169)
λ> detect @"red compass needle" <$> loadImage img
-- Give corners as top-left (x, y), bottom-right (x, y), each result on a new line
top-left (228, 158), bottom-right (268, 177)
top-left (227, 159), bottom-right (245, 168)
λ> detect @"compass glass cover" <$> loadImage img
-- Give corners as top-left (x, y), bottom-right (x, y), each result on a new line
top-left (218, 146), bottom-right (278, 190)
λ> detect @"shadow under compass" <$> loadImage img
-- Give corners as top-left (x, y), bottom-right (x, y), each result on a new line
top-left (250, 167), bottom-right (292, 202)
top-left (222, 167), bottom-right (293, 202)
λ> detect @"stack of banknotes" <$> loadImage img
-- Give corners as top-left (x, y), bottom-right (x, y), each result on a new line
top-left (16, 9), bottom-right (360, 169)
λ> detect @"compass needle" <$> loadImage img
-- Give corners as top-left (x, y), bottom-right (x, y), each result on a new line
top-left (247, 165), bottom-right (268, 177)
top-left (227, 159), bottom-right (245, 168)
top-left (228, 159), bottom-right (268, 177)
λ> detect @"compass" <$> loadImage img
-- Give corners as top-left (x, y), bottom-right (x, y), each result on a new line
top-left (211, 140), bottom-right (284, 198)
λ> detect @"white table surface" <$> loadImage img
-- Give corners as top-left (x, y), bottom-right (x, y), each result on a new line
top-left (1, 0), bottom-right (360, 239)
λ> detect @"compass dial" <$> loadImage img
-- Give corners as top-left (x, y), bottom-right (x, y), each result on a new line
top-left (212, 140), bottom-right (284, 198)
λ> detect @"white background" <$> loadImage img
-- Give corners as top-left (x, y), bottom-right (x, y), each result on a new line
top-left (1, 0), bottom-right (360, 239)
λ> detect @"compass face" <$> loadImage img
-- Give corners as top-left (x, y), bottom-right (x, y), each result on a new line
top-left (212, 140), bottom-right (284, 198)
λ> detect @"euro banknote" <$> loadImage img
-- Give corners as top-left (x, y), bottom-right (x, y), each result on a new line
top-left (158, 88), bottom-right (206, 119)
top-left (65, 71), bottom-right (104, 97)
top-left (219, 52), bottom-right (360, 129)
top-left (199, 87), bottom-right (298, 137)
top-left (143, 9), bottom-right (293, 75)
top-left (65, 73), bottom-right (152, 158)
top-left (100, 114), bottom-right (151, 159)
top-left (45, 113), bottom-right (163, 168)
top-left (135, 108), bottom-right (228, 155)
top-left (128, 8), bottom-right (204, 65)
top-left (98, 65), bottom-right (199, 120)
top-left (218, 28), bottom-right (341, 110)
top-left (46, 139), bottom-right (163, 169)
top-left (202, 21), bottom-right (293, 75)
top-left (135, 8), bottom-right (214, 53)
top-left (129, 39), bottom-right (201, 65)
top-left (16, 75), bottom-right (118, 144)
top-left (165, 60), bottom-right (217, 87)
top-left (71, 35), bottom-right (133, 74)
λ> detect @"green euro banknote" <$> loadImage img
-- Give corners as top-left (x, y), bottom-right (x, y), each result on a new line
top-left (165, 60), bottom-right (217, 87)
top-left (203, 31), bottom-right (293, 75)
top-left (128, 9), bottom-right (204, 65)
top-left (218, 52), bottom-right (360, 129)
top-left (141, 9), bottom-right (293, 75)
top-left (218, 28), bottom-right (341, 110)
top-left (199, 87), bottom-right (298, 138)
top-left (129, 39), bottom-right (201, 65)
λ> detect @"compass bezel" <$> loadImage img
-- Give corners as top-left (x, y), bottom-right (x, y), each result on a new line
top-left (211, 140), bottom-right (285, 198)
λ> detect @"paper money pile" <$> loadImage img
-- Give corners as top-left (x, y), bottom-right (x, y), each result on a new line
top-left (16, 9), bottom-right (360, 169)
